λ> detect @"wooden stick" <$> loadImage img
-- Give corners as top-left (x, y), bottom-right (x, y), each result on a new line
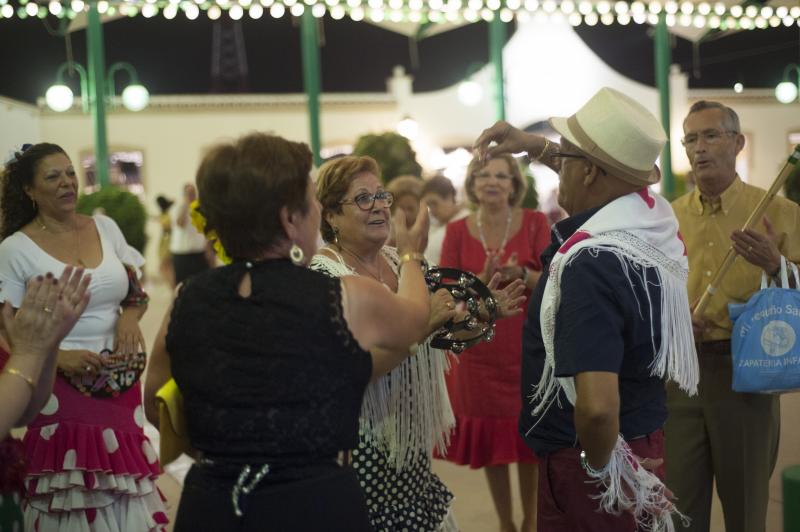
top-left (693, 145), bottom-right (800, 318)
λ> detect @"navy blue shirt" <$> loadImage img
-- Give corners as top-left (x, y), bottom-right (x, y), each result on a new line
top-left (519, 206), bottom-right (668, 456)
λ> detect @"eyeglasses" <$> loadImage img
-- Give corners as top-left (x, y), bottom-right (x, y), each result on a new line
top-left (339, 190), bottom-right (394, 211)
top-left (474, 171), bottom-right (512, 180)
top-left (549, 151), bottom-right (587, 170)
top-left (550, 151), bottom-right (587, 162)
top-left (681, 130), bottom-right (738, 148)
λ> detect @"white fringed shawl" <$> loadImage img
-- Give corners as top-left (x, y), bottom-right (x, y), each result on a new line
top-left (310, 246), bottom-right (455, 471)
top-left (532, 189), bottom-right (698, 531)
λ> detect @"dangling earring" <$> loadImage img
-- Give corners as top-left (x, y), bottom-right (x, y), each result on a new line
top-left (31, 197), bottom-right (37, 211)
top-left (289, 243), bottom-right (305, 265)
top-left (332, 227), bottom-right (340, 245)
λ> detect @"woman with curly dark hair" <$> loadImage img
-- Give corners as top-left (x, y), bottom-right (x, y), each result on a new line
top-left (0, 143), bottom-right (167, 531)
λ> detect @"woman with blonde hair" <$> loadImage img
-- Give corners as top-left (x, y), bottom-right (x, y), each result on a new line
top-left (437, 154), bottom-right (550, 532)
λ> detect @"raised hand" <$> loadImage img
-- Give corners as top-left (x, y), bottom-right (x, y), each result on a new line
top-left (496, 252), bottom-right (523, 283)
top-left (395, 206), bottom-right (430, 256)
top-left (478, 252), bottom-right (500, 284)
top-left (488, 274), bottom-right (527, 319)
top-left (3, 267), bottom-right (91, 359)
top-left (473, 121), bottom-right (545, 162)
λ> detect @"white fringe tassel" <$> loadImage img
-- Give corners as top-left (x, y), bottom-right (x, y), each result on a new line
top-left (586, 436), bottom-right (691, 532)
top-left (359, 340), bottom-right (455, 470)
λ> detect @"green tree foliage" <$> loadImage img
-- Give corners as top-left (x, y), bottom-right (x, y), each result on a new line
top-left (352, 132), bottom-right (422, 184)
top-left (77, 187), bottom-right (147, 253)
top-left (521, 167), bottom-right (539, 210)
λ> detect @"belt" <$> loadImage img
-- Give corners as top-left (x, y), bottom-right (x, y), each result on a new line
top-left (196, 454), bottom-right (345, 518)
top-left (695, 339), bottom-right (731, 356)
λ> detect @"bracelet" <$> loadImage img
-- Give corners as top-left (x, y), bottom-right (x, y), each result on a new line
top-left (579, 449), bottom-right (610, 477)
top-left (4, 367), bottom-right (36, 390)
top-left (399, 252), bottom-right (428, 272)
top-left (531, 138), bottom-right (551, 163)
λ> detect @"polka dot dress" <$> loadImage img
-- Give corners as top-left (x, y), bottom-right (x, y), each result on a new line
top-left (352, 431), bottom-right (454, 531)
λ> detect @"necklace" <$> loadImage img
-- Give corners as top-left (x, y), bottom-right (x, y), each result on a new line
top-left (339, 245), bottom-right (383, 284)
top-left (477, 208), bottom-right (513, 256)
top-left (38, 216), bottom-right (86, 267)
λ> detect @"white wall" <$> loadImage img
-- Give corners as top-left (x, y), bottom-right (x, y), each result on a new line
top-left (39, 95), bottom-right (401, 271)
top-left (0, 96), bottom-right (42, 159)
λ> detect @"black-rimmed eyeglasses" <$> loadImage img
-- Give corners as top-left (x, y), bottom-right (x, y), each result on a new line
top-left (550, 151), bottom-right (587, 162)
top-left (339, 190), bottom-right (394, 211)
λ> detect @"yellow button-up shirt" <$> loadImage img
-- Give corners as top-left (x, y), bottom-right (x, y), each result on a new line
top-left (672, 176), bottom-right (800, 341)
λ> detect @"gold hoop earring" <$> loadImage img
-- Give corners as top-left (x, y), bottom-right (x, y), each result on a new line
top-left (289, 243), bottom-right (305, 265)
top-left (332, 227), bottom-right (340, 245)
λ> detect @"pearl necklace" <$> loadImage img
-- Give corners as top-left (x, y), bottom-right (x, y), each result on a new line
top-left (476, 208), bottom-right (513, 256)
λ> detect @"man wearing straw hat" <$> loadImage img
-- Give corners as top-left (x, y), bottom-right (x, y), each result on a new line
top-left (474, 87), bottom-right (698, 531)
top-left (668, 100), bottom-right (800, 532)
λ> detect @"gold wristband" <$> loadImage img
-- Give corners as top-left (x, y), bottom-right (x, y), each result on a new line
top-left (399, 252), bottom-right (428, 273)
top-left (400, 252), bottom-right (425, 264)
top-left (5, 367), bottom-right (36, 390)
top-left (531, 138), bottom-right (550, 163)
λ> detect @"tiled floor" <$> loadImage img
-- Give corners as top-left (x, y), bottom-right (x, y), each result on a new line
top-left (139, 279), bottom-right (798, 532)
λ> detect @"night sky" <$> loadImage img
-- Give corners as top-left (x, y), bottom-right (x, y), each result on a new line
top-left (0, 14), bottom-right (798, 104)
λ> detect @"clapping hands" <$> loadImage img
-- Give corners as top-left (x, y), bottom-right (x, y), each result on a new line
top-left (3, 266), bottom-right (91, 359)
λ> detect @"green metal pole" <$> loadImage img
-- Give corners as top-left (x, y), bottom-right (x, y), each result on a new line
top-left (87, 2), bottom-right (110, 188)
top-left (489, 15), bottom-right (506, 122)
top-left (301, 12), bottom-right (322, 168)
top-left (655, 14), bottom-right (674, 199)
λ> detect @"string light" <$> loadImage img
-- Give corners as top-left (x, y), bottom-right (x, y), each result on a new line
top-left (349, 5), bottom-right (363, 19)
top-left (249, 3), bottom-right (263, 16)
top-left (163, 3), bottom-right (178, 18)
top-left (269, 2), bottom-right (284, 16)
top-left (1, 0), bottom-right (800, 27)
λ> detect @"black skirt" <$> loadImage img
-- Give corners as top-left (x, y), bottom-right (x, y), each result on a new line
top-left (175, 462), bottom-right (374, 532)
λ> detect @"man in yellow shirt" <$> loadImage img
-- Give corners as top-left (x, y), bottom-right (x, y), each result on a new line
top-left (669, 100), bottom-right (800, 532)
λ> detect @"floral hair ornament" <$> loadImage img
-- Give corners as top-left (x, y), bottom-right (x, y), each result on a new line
top-left (189, 199), bottom-right (232, 265)
top-left (3, 143), bottom-right (33, 166)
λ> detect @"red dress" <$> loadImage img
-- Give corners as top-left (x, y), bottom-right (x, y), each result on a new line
top-left (438, 209), bottom-right (551, 468)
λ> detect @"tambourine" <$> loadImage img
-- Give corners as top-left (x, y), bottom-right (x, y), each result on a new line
top-left (425, 267), bottom-right (498, 354)
top-left (63, 349), bottom-right (146, 398)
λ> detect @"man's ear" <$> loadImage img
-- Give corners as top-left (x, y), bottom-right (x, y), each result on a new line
top-left (734, 132), bottom-right (745, 156)
top-left (583, 161), bottom-right (602, 188)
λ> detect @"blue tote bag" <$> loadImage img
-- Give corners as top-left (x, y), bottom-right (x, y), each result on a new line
top-left (729, 258), bottom-right (800, 393)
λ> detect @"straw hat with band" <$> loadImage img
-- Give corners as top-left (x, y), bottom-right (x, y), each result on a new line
top-left (548, 87), bottom-right (668, 187)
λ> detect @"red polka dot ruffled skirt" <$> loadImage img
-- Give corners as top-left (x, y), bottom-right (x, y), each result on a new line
top-left (21, 377), bottom-right (167, 532)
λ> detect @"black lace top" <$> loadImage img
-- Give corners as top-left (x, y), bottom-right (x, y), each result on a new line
top-left (166, 259), bottom-right (372, 463)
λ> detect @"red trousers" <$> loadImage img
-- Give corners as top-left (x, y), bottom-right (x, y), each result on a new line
top-left (537, 430), bottom-right (665, 532)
